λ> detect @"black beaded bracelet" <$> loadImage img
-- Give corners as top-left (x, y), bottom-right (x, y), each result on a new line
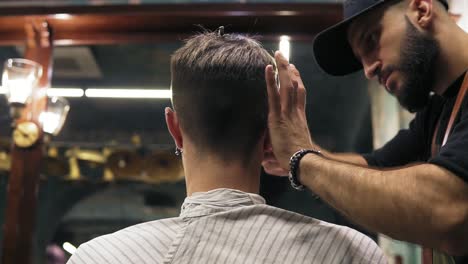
top-left (288, 149), bottom-right (322, 191)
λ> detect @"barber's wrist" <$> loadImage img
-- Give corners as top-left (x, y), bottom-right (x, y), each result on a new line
top-left (288, 148), bottom-right (322, 190)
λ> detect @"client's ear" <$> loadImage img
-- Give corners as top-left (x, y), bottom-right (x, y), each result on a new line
top-left (261, 129), bottom-right (289, 176)
top-left (165, 107), bottom-right (183, 149)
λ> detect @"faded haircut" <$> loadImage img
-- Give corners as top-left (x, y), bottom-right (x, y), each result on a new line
top-left (170, 30), bottom-right (275, 164)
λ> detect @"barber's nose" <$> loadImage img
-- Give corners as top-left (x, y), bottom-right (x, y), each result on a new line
top-left (362, 60), bottom-right (381, 80)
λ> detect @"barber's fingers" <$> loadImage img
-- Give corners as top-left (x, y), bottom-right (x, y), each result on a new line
top-left (275, 51), bottom-right (296, 113)
top-left (290, 64), bottom-right (307, 111)
top-left (265, 65), bottom-right (280, 116)
top-left (289, 67), bottom-right (299, 110)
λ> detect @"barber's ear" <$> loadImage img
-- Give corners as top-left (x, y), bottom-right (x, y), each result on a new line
top-left (408, 0), bottom-right (434, 29)
top-left (165, 107), bottom-right (183, 149)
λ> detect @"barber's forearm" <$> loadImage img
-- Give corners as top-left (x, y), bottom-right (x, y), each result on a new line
top-left (319, 150), bottom-right (368, 166)
top-left (299, 154), bottom-right (468, 254)
top-left (305, 137), bottom-right (368, 166)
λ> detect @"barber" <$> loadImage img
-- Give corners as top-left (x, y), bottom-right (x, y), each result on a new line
top-left (263, 0), bottom-right (468, 263)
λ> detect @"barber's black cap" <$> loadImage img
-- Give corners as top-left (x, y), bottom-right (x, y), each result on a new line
top-left (313, 0), bottom-right (448, 76)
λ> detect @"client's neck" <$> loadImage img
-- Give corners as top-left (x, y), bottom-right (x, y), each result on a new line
top-left (182, 143), bottom-right (262, 196)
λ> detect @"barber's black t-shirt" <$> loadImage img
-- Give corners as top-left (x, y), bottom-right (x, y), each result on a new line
top-left (363, 72), bottom-right (468, 263)
top-left (363, 72), bottom-right (468, 183)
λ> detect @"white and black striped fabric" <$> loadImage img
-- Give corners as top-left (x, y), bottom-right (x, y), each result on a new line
top-left (68, 188), bottom-right (387, 264)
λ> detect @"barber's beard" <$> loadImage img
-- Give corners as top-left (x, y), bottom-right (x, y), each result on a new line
top-left (392, 17), bottom-right (439, 113)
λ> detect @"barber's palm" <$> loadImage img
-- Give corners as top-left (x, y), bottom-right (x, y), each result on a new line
top-left (262, 151), bottom-right (289, 176)
top-left (263, 51), bottom-right (314, 175)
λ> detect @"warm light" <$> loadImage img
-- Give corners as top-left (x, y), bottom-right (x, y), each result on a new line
top-left (0, 87), bottom-right (83, 98)
top-left (1, 87), bottom-right (172, 99)
top-left (39, 97), bottom-right (70, 135)
top-left (39, 112), bottom-right (61, 135)
top-left (1, 86), bottom-right (174, 99)
top-left (279, 35), bottom-right (291, 62)
top-left (54, 14), bottom-right (72, 20)
top-left (4, 79), bottom-right (34, 104)
top-left (47, 88), bottom-right (84, 98)
top-left (85, 88), bottom-right (172, 99)
top-left (62, 242), bottom-right (77, 255)
top-left (2, 58), bottom-right (42, 105)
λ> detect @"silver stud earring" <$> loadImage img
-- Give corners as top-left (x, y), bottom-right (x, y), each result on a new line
top-left (217, 26), bottom-right (225, 36)
top-left (175, 147), bottom-right (183, 156)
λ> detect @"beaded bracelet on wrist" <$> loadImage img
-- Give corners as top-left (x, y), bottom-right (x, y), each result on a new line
top-left (288, 148), bottom-right (322, 191)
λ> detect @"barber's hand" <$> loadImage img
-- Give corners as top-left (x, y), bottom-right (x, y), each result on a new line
top-left (262, 150), bottom-right (289, 176)
top-left (263, 51), bottom-right (314, 174)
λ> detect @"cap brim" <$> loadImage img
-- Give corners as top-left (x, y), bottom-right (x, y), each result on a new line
top-left (313, 1), bottom-right (387, 76)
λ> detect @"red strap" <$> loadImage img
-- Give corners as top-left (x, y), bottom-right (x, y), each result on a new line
top-left (442, 72), bottom-right (468, 146)
top-left (431, 72), bottom-right (468, 155)
top-left (426, 72), bottom-right (468, 264)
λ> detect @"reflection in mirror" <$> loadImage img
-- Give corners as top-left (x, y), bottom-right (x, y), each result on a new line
top-left (0, 39), bottom-right (373, 263)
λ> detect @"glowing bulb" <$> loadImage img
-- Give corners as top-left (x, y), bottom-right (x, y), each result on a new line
top-left (54, 14), bottom-right (72, 20)
top-left (39, 112), bottom-right (61, 134)
top-left (85, 88), bottom-right (171, 99)
top-left (279, 35), bottom-right (291, 62)
top-left (39, 97), bottom-right (70, 135)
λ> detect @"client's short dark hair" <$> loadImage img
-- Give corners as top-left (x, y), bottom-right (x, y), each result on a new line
top-left (171, 30), bottom-right (275, 164)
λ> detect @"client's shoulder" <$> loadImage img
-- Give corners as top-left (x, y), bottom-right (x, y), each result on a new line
top-left (67, 217), bottom-right (183, 264)
top-left (240, 204), bottom-right (386, 263)
top-left (118, 216), bottom-right (183, 236)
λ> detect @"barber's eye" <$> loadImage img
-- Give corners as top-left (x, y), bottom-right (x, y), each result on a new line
top-left (365, 32), bottom-right (378, 50)
top-left (371, 32), bottom-right (379, 43)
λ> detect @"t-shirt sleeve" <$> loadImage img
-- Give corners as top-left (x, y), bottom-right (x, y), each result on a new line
top-left (429, 104), bottom-right (468, 183)
top-left (363, 112), bottom-right (426, 168)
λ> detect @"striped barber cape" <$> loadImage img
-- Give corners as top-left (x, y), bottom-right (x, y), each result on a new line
top-left (67, 188), bottom-right (387, 264)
